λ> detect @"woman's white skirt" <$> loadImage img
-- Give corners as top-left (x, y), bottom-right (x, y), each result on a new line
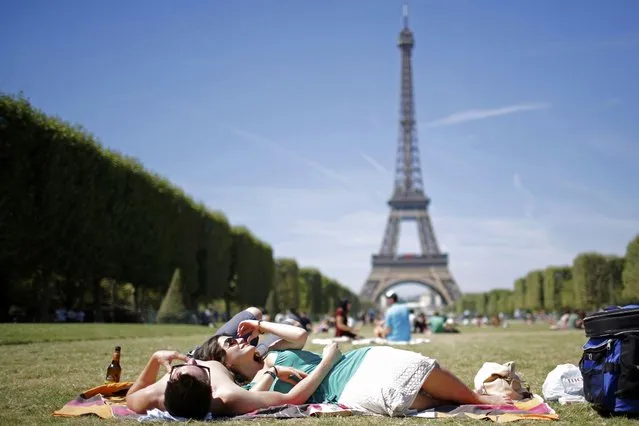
top-left (337, 346), bottom-right (437, 416)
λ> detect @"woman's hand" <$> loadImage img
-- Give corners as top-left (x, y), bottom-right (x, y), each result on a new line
top-left (152, 350), bottom-right (188, 372)
top-left (274, 366), bottom-right (308, 385)
top-left (237, 319), bottom-right (260, 341)
top-left (322, 342), bottom-right (343, 366)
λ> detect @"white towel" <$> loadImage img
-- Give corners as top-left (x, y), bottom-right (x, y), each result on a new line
top-left (137, 408), bottom-right (213, 422)
top-left (311, 337), bottom-right (430, 346)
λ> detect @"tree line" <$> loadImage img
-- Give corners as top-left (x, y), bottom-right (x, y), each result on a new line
top-left (0, 94), bottom-right (359, 323)
top-left (454, 234), bottom-right (639, 316)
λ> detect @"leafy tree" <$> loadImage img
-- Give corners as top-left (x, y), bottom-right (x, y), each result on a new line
top-left (525, 270), bottom-right (544, 310)
top-left (156, 269), bottom-right (188, 323)
top-left (0, 93), bottom-right (354, 323)
top-left (475, 293), bottom-right (487, 315)
top-left (622, 234), bottom-right (639, 301)
top-left (513, 278), bottom-right (526, 310)
top-left (572, 253), bottom-right (611, 309)
top-left (605, 255), bottom-right (625, 305)
top-left (300, 268), bottom-right (324, 316)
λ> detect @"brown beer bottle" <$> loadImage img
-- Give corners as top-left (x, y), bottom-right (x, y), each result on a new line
top-left (105, 346), bottom-right (122, 383)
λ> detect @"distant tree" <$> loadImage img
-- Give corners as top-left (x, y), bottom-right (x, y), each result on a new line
top-left (156, 269), bottom-right (187, 323)
top-left (622, 234), bottom-right (639, 301)
top-left (573, 253), bottom-right (610, 309)
top-left (513, 278), bottom-right (526, 310)
top-left (525, 270), bottom-right (544, 311)
top-left (605, 255), bottom-right (625, 304)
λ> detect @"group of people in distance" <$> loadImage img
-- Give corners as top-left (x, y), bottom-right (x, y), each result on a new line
top-left (332, 291), bottom-right (414, 341)
top-left (334, 290), bottom-right (458, 342)
top-left (126, 306), bottom-right (512, 419)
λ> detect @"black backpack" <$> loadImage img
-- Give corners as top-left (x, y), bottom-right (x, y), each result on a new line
top-left (580, 304), bottom-right (639, 416)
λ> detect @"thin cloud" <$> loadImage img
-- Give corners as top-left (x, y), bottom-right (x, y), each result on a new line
top-left (359, 152), bottom-right (389, 175)
top-left (231, 127), bottom-right (351, 186)
top-left (560, 181), bottom-right (637, 216)
top-left (588, 136), bottom-right (639, 161)
top-left (424, 103), bottom-right (551, 128)
top-left (512, 172), bottom-right (536, 219)
top-left (523, 36), bottom-right (639, 57)
top-left (604, 97), bottom-right (622, 108)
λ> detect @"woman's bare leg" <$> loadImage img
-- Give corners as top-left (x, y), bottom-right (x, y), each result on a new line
top-left (420, 364), bottom-right (513, 406)
top-left (410, 390), bottom-right (449, 410)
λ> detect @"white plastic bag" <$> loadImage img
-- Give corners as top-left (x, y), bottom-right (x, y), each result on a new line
top-left (542, 364), bottom-right (584, 402)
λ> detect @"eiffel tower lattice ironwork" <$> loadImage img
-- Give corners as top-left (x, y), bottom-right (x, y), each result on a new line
top-left (360, 3), bottom-right (462, 305)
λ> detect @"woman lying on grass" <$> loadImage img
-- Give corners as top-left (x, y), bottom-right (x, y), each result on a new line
top-left (191, 307), bottom-right (513, 417)
top-left (125, 343), bottom-right (342, 419)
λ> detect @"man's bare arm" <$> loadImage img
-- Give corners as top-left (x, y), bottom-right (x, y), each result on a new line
top-left (126, 350), bottom-right (187, 414)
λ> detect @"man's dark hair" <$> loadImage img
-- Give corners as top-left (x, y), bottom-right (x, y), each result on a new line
top-left (164, 374), bottom-right (212, 419)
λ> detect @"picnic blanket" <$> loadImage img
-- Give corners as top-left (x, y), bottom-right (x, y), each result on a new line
top-left (407, 394), bottom-right (558, 422)
top-left (52, 381), bottom-right (138, 419)
top-left (311, 337), bottom-right (431, 346)
top-left (53, 383), bottom-right (558, 422)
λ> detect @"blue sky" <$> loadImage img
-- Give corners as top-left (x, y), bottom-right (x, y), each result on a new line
top-left (2, 0), bottom-right (638, 298)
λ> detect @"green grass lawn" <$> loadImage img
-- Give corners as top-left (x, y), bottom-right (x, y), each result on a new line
top-left (0, 322), bottom-right (636, 425)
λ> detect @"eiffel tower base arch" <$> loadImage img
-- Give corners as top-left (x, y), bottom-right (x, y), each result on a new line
top-left (361, 261), bottom-right (461, 305)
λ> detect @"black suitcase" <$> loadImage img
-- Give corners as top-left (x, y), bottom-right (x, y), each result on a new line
top-left (580, 304), bottom-right (639, 416)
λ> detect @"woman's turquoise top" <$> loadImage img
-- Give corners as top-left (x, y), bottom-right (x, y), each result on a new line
top-left (244, 347), bottom-right (371, 403)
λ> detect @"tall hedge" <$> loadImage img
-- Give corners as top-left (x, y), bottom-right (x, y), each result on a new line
top-left (497, 290), bottom-right (513, 314)
top-left (622, 234), bottom-right (639, 301)
top-left (272, 258), bottom-right (300, 312)
top-left (0, 94), bottom-right (248, 319)
top-left (322, 277), bottom-right (341, 313)
top-left (573, 253), bottom-right (611, 309)
top-left (542, 266), bottom-right (572, 311)
top-left (524, 270), bottom-right (544, 310)
top-left (513, 278), bottom-right (526, 311)
top-left (475, 293), bottom-right (487, 315)
top-left (605, 256), bottom-right (625, 305)
top-left (156, 268), bottom-right (188, 323)
top-left (229, 226), bottom-right (275, 307)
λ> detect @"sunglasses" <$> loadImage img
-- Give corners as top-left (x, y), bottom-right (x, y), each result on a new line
top-left (223, 337), bottom-right (238, 348)
top-left (170, 363), bottom-right (211, 381)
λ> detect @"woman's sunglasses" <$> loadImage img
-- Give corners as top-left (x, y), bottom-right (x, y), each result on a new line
top-left (223, 337), bottom-right (238, 348)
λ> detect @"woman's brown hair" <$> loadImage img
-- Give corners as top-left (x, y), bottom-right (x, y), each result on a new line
top-left (191, 334), bottom-right (251, 385)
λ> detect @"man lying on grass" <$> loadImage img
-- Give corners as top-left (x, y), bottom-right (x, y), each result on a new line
top-left (125, 344), bottom-right (341, 419)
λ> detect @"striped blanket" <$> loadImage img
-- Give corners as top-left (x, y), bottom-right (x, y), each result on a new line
top-left (53, 383), bottom-right (558, 422)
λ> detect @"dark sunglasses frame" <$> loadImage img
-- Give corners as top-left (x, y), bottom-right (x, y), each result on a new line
top-left (223, 336), bottom-right (238, 347)
top-left (169, 363), bottom-right (211, 380)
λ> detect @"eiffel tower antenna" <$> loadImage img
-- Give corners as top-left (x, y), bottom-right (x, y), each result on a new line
top-left (360, 2), bottom-right (462, 308)
top-left (402, 0), bottom-right (409, 28)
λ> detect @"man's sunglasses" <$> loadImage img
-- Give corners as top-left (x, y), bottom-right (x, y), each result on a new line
top-left (169, 363), bottom-right (211, 380)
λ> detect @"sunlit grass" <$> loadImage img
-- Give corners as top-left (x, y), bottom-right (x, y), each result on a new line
top-left (0, 321), bottom-right (635, 425)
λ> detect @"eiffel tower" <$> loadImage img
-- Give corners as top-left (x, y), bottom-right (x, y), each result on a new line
top-left (360, 3), bottom-right (462, 305)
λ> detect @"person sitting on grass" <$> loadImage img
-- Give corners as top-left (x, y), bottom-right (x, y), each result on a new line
top-left (428, 312), bottom-right (460, 334)
top-left (190, 309), bottom-right (513, 417)
top-left (125, 343), bottom-right (342, 419)
top-left (334, 298), bottom-right (360, 339)
top-left (373, 291), bottom-right (412, 341)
